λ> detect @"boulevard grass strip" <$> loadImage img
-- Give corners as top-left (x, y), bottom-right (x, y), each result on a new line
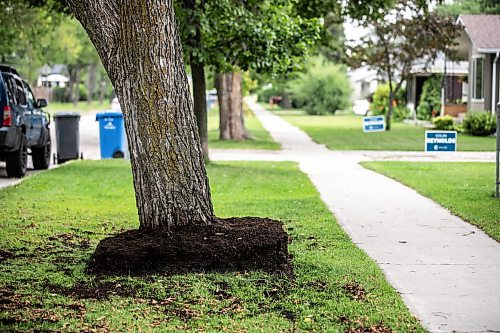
top-left (0, 160), bottom-right (423, 332)
top-left (46, 101), bottom-right (107, 115)
top-left (281, 113), bottom-right (495, 151)
top-left (362, 161), bottom-right (500, 241)
top-left (208, 105), bottom-right (281, 150)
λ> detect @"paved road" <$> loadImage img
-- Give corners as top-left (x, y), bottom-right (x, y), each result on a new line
top-left (239, 100), bottom-right (500, 333)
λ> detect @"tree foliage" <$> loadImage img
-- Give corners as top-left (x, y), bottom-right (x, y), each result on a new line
top-left (370, 84), bottom-right (409, 122)
top-left (0, 0), bottom-right (57, 82)
top-left (347, 0), bottom-right (459, 130)
top-left (1, 0), bottom-right (111, 103)
top-left (176, 0), bottom-right (321, 75)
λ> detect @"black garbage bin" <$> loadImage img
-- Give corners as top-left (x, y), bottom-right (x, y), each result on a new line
top-left (54, 112), bottom-right (81, 164)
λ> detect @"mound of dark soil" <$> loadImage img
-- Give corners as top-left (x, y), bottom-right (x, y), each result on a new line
top-left (88, 217), bottom-right (291, 276)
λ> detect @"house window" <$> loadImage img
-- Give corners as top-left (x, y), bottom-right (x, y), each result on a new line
top-left (473, 57), bottom-right (484, 100)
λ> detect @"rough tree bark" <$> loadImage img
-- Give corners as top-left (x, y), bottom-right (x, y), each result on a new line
top-left (216, 71), bottom-right (249, 140)
top-left (65, 0), bottom-right (214, 230)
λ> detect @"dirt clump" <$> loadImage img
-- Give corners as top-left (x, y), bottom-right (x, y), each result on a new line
top-left (88, 217), bottom-right (291, 276)
top-left (0, 249), bottom-right (14, 263)
top-left (346, 324), bottom-right (393, 333)
top-left (342, 281), bottom-right (367, 301)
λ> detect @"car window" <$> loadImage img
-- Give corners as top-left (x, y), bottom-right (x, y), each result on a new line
top-left (2, 74), bottom-right (17, 105)
top-left (13, 78), bottom-right (27, 106)
top-left (24, 84), bottom-right (36, 108)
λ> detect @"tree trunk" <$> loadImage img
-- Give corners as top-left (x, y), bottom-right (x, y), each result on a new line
top-left (387, 89), bottom-right (393, 131)
top-left (216, 71), bottom-right (249, 140)
top-left (86, 63), bottom-right (97, 104)
top-left (190, 60), bottom-right (209, 160)
top-left (98, 80), bottom-right (106, 105)
top-left (72, 62), bottom-right (80, 107)
top-left (281, 92), bottom-right (292, 109)
top-left (66, 0), bottom-right (214, 231)
top-left (67, 64), bottom-right (76, 103)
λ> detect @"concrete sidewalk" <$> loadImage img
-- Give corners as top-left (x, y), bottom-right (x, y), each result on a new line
top-left (244, 100), bottom-right (500, 333)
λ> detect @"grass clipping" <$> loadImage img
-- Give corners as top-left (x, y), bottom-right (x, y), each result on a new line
top-left (88, 217), bottom-right (292, 276)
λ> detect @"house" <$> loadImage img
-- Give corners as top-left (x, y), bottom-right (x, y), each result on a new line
top-left (455, 15), bottom-right (500, 114)
top-left (348, 66), bottom-right (381, 115)
top-left (36, 64), bottom-right (70, 88)
top-left (406, 53), bottom-right (469, 117)
top-left (349, 66), bottom-right (380, 101)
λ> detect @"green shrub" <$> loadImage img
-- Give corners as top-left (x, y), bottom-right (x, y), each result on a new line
top-left (462, 112), bottom-right (497, 136)
top-left (288, 57), bottom-right (351, 115)
top-left (393, 105), bottom-right (411, 122)
top-left (52, 86), bottom-right (68, 102)
top-left (370, 84), bottom-right (390, 115)
top-left (433, 115), bottom-right (455, 130)
top-left (370, 84), bottom-right (409, 122)
top-left (417, 75), bottom-right (442, 120)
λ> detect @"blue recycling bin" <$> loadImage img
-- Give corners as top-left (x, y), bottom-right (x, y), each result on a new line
top-left (96, 111), bottom-right (127, 159)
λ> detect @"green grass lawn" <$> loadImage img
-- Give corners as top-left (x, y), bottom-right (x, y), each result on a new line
top-left (208, 106), bottom-right (280, 150)
top-left (362, 161), bottom-right (500, 241)
top-left (46, 101), bottom-right (109, 115)
top-left (0, 160), bottom-right (423, 332)
top-left (281, 113), bottom-right (495, 151)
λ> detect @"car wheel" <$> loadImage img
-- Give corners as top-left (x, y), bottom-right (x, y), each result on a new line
top-left (32, 138), bottom-right (51, 170)
top-left (6, 135), bottom-right (28, 178)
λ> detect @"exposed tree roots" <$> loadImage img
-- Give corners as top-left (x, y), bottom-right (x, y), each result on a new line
top-left (88, 217), bottom-right (291, 276)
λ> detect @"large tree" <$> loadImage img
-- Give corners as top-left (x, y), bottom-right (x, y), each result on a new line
top-left (65, 0), bottom-right (214, 230)
top-left (347, 0), bottom-right (459, 130)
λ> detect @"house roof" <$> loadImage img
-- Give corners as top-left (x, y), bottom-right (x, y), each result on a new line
top-left (348, 66), bottom-right (379, 83)
top-left (457, 15), bottom-right (500, 52)
top-left (38, 64), bottom-right (68, 76)
top-left (410, 52), bottom-right (468, 75)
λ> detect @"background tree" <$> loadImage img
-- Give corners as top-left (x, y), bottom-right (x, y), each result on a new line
top-left (176, 0), bottom-right (320, 148)
top-left (0, 0), bottom-right (56, 83)
top-left (175, 0), bottom-right (210, 158)
top-left (347, 0), bottom-right (459, 130)
top-left (206, 0), bottom-right (320, 141)
top-left (45, 17), bottom-right (101, 106)
top-left (1, 0), bottom-right (111, 105)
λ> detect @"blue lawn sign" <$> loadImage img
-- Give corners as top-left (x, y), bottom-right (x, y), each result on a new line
top-left (363, 115), bottom-right (385, 132)
top-left (425, 131), bottom-right (457, 152)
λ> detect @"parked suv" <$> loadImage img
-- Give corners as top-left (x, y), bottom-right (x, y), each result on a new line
top-left (0, 65), bottom-right (51, 178)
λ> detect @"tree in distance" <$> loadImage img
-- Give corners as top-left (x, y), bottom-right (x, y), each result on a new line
top-left (347, 0), bottom-right (459, 130)
top-left (176, 0), bottom-right (320, 154)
